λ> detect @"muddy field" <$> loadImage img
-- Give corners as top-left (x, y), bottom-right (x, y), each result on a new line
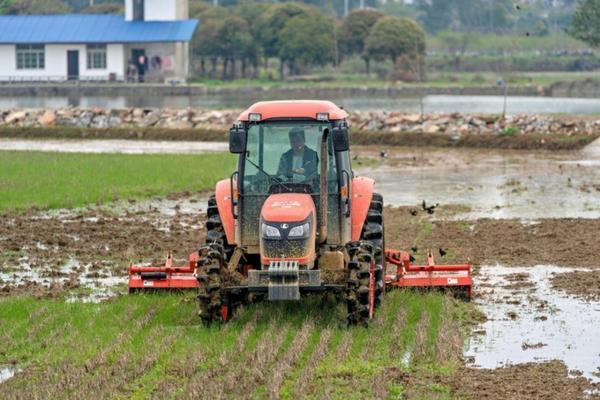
top-left (2, 205), bottom-right (599, 288)
top-left (1, 201), bottom-right (599, 398)
top-left (1, 140), bottom-right (599, 398)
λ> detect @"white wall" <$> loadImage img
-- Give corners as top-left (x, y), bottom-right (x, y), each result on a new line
top-left (144, 0), bottom-right (176, 21)
top-left (0, 44), bottom-right (125, 81)
top-left (125, 0), bottom-right (188, 21)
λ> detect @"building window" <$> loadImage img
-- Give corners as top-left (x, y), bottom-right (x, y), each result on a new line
top-left (87, 44), bottom-right (107, 69)
top-left (16, 44), bottom-right (45, 70)
top-left (133, 0), bottom-right (144, 21)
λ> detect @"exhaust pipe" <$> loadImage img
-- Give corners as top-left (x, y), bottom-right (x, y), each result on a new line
top-left (319, 129), bottom-right (329, 243)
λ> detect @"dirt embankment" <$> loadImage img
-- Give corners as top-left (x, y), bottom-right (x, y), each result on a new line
top-left (351, 130), bottom-right (598, 150)
top-left (1, 109), bottom-right (598, 151)
top-left (1, 126), bottom-right (596, 151)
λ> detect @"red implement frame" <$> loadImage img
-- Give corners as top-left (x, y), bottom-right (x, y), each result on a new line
top-left (128, 249), bottom-right (472, 300)
top-left (384, 249), bottom-right (472, 299)
top-left (128, 252), bottom-right (199, 291)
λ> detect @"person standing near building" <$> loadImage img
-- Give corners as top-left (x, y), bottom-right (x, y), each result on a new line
top-left (137, 54), bottom-right (146, 82)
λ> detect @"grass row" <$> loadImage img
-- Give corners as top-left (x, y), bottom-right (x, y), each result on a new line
top-left (0, 291), bottom-right (473, 399)
top-left (0, 151), bottom-right (235, 212)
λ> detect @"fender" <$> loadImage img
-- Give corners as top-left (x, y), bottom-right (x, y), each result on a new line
top-left (351, 176), bottom-right (375, 241)
top-left (215, 179), bottom-right (236, 245)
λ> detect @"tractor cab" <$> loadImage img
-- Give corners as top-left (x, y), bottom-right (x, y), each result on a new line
top-left (229, 101), bottom-right (353, 265)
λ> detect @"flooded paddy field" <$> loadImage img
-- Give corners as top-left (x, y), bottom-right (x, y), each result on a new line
top-left (356, 137), bottom-right (600, 219)
top-left (0, 138), bottom-right (599, 398)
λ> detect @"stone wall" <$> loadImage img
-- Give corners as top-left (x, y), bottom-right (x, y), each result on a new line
top-left (1, 108), bottom-right (599, 137)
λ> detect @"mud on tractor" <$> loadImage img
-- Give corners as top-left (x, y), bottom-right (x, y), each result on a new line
top-left (129, 101), bottom-right (472, 325)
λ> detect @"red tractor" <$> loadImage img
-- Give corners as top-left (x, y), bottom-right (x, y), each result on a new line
top-left (129, 101), bottom-right (472, 325)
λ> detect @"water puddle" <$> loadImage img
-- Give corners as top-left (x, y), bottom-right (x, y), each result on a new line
top-left (0, 258), bottom-right (124, 303)
top-left (465, 265), bottom-right (600, 382)
top-left (109, 195), bottom-right (208, 218)
top-left (0, 366), bottom-right (20, 384)
top-left (359, 142), bottom-right (600, 219)
top-left (0, 138), bottom-right (228, 154)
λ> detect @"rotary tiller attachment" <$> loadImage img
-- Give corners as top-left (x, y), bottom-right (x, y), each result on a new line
top-left (384, 249), bottom-right (472, 299)
top-left (128, 251), bottom-right (200, 292)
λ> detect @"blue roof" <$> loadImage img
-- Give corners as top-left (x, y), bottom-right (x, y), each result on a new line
top-left (0, 15), bottom-right (199, 44)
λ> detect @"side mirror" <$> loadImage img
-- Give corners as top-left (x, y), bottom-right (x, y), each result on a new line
top-left (229, 127), bottom-right (246, 154)
top-left (332, 127), bottom-right (349, 152)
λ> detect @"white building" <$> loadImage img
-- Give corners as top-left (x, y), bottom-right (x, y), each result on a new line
top-left (0, 0), bottom-right (198, 82)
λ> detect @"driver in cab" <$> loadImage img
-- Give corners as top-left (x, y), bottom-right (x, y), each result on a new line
top-left (277, 128), bottom-right (318, 182)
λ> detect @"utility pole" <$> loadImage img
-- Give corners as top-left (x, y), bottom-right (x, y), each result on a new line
top-left (359, 0), bottom-right (365, 9)
top-left (344, 0), bottom-right (349, 17)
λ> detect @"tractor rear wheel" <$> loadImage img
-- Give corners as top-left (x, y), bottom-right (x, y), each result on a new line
top-left (346, 241), bottom-right (375, 326)
top-left (205, 194), bottom-right (234, 261)
top-left (360, 192), bottom-right (385, 306)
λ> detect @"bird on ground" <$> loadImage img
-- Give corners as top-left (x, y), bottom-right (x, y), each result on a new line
top-left (409, 254), bottom-right (416, 263)
top-left (422, 200), bottom-right (439, 214)
top-left (515, 4), bottom-right (521, 10)
top-left (410, 209), bottom-right (418, 216)
top-left (439, 248), bottom-right (447, 257)
top-left (411, 246), bottom-right (418, 253)
top-left (380, 151), bottom-right (388, 158)
top-left (353, 154), bottom-right (359, 161)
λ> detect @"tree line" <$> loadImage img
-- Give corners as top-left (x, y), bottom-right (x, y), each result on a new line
top-left (191, 3), bottom-right (426, 80)
top-left (1, 0), bottom-right (596, 80)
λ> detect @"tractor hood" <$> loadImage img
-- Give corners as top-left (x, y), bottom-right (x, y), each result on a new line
top-left (261, 193), bottom-right (315, 223)
top-left (260, 193), bottom-right (317, 266)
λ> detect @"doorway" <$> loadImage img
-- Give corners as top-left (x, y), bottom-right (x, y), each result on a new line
top-left (131, 49), bottom-right (146, 83)
top-left (67, 50), bottom-right (79, 80)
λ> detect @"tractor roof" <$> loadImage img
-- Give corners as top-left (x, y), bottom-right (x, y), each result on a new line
top-left (237, 100), bottom-right (348, 122)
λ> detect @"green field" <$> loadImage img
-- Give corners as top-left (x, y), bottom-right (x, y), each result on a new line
top-left (0, 151), bottom-right (235, 212)
top-left (0, 291), bottom-right (472, 399)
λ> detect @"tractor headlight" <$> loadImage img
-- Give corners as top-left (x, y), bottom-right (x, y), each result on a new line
top-left (261, 223), bottom-right (281, 239)
top-left (288, 222), bottom-right (310, 238)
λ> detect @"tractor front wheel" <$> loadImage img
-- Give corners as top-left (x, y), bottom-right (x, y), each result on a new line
top-left (205, 194), bottom-right (234, 261)
top-left (197, 242), bottom-right (227, 325)
top-left (360, 192), bottom-right (385, 306)
top-left (346, 241), bottom-right (376, 327)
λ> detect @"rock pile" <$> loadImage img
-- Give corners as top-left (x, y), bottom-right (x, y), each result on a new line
top-left (0, 108), bottom-right (236, 131)
top-left (0, 108), bottom-right (598, 136)
top-left (348, 112), bottom-right (600, 137)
